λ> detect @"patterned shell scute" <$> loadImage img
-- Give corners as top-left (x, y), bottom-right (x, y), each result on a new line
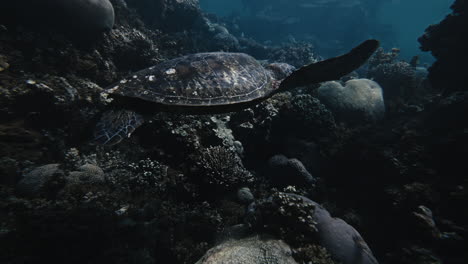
top-left (107, 52), bottom-right (274, 106)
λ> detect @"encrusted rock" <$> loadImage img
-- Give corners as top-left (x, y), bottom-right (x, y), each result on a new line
top-left (16, 164), bottom-right (64, 197)
top-left (252, 193), bottom-right (379, 264)
top-left (195, 236), bottom-right (298, 264)
top-left (367, 48), bottom-right (426, 103)
top-left (419, 0), bottom-right (468, 93)
top-left (125, 0), bottom-right (202, 32)
top-left (67, 164), bottom-right (105, 185)
top-left (267, 154), bottom-right (315, 187)
top-left (0, 0), bottom-right (115, 35)
top-left (237, 187), bottom-right (254, 205)
top-left (278, 94), bottom-right (337, 141)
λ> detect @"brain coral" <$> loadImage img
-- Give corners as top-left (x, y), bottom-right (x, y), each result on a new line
top-left (318, 79), bottom-right (385, 124)
top-left (195, 236), bottom-right (298, 264)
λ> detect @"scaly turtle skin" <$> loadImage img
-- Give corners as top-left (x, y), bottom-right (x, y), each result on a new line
top-left (95, 39), bottom-right (379, 145)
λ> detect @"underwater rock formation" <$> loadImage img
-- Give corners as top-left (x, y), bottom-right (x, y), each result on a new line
top-left (67, 164), bottom-right (105, 186)
top-left (237, 187), bottom-right (254, 205)
top-left (419, 0), bottom-right (467, 93)
top-left (0, 0), bottom-right (114, 36)
top-left (367, 48), bottom-right (427, 99)
top-left (317, 79), bottom-right (385, 124)
top-left (278, 94), bottom-right (337, 141)
top-left (125, 0), bottom-right (202, 32)
top-left (0, 0), bottom-right (466, 263)
top-left (327, 90), bottom-right (468, 263)
top-left (195, 236), bottom-right (298, 264)
top-left (252, 192), bottom-right (379, 264)
top-left (267, 42), bottom-right (318, 68)
top-left (16, 164), bottom-right (63, 197)
top-left (267, 154), bottom-right (316, 187)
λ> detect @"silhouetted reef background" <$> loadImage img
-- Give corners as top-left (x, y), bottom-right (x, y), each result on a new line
top-left (0, 0), bottom-right (467, 263)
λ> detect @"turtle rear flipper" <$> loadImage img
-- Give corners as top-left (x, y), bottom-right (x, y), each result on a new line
top-left (94, 110), bottom-right (144, 146)
top-left (279, 39), bottom-right (379, 89)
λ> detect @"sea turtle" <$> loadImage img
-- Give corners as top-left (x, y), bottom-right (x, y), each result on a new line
top-left (94, 39), bottom-right (379, 145)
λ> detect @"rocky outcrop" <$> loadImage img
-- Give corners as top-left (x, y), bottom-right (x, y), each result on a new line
top-left (419, 0), bottom-right (468, 93)
top-left (0, 0), bottom-right (114, 37)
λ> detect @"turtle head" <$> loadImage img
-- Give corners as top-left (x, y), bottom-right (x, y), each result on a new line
top-left (266, 63), bottom-right (296, 81)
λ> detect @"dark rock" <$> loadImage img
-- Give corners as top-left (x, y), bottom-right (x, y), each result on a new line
top-left (0, 0), bottom-right (114, 37)
top-left (237, 187), bottom-right (254, 205)
top-left (412, 205), bottom-right (441, 241)
top-left (267, 154), bottom-right (315, 187)
top-left (419, 0), bottom-right (468, 93)
top-left (67, 164), bottom-right (105, 186)
top-left (282, 138), bottom-right (321, 176)
top-left (0, 120), bottom-right (46, 162)
top-left (277, 94), bottom-right (337, 142)
top-left (238, 37), bottom-right (272, 59)
top-left (316, 217), bottom-right (379, 264)
top-left (211, 32), bottom-right (240, 51)
top-left (257, 193), bottom-right (379, 264)
top-left (125, 0), bottom-right (202, 32)
top-left (16, 164), bottom-right (64, 197)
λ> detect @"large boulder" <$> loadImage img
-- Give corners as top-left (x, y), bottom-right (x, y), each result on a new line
top-left (195, 236), bottom-right (298, 264)
top-left (253, 193), bottom-right (379, 264)
top-left (267, 154), bottom-right (316, 187)
top-left (294, 194), bottom-right (379, 264)
top-left (318, 79), bottom-right (385, 124)
top-left (0, 0), bottom-right (114, 35)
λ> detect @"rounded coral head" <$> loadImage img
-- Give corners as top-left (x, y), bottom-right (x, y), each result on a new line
top-left (266, 62), bottom-right (296, 80)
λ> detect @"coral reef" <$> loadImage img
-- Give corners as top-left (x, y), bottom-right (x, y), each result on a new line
top-left (195, 236), bottom-right (298, 264)
top-left (317, 79), bottom-right (385, 124)
top-left (0, 0), bottom-right (114, 37)
top-left (252, 192), bottom-right (319, 244)
top-left (252, 193), bottom-right (379, 264)
top-left (419, 0), bottom-right (468, 93)
top-left (367, 48), bottom-right (423, 102)
top-left (125, 0), bottom-right (202, 32)
top-left (292, 244), bottom-right (337, 264)
top-left (16, 164), bottom-right (64, 198)
top-left (196, 146), bottom-right (253, 191)
top-left (267, 41), bottom-right (318, 68)
top-left (277, 94), bottom-right (337, 142)
top-left (267, 154), bottom-right (316, 187)
top-left (0, 0), bottom-right (467, 263)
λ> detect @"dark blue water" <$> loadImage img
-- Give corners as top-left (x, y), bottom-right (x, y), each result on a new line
top-left (377, 0), bottom-right (452, 62)
top-left (200, 0), bottom-right (452, 63)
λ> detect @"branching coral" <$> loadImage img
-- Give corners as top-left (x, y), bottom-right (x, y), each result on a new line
top-left (198, 146), bottom-right (253, 190)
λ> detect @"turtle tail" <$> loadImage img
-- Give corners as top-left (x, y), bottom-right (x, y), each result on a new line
top-left (279, 39), bottom-right (379, 90)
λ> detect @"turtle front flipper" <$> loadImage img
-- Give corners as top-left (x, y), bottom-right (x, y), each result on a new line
top-left (279, 39), bottom-right (379, 90)
top-left (93, 110), bottom-right (144, 146)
